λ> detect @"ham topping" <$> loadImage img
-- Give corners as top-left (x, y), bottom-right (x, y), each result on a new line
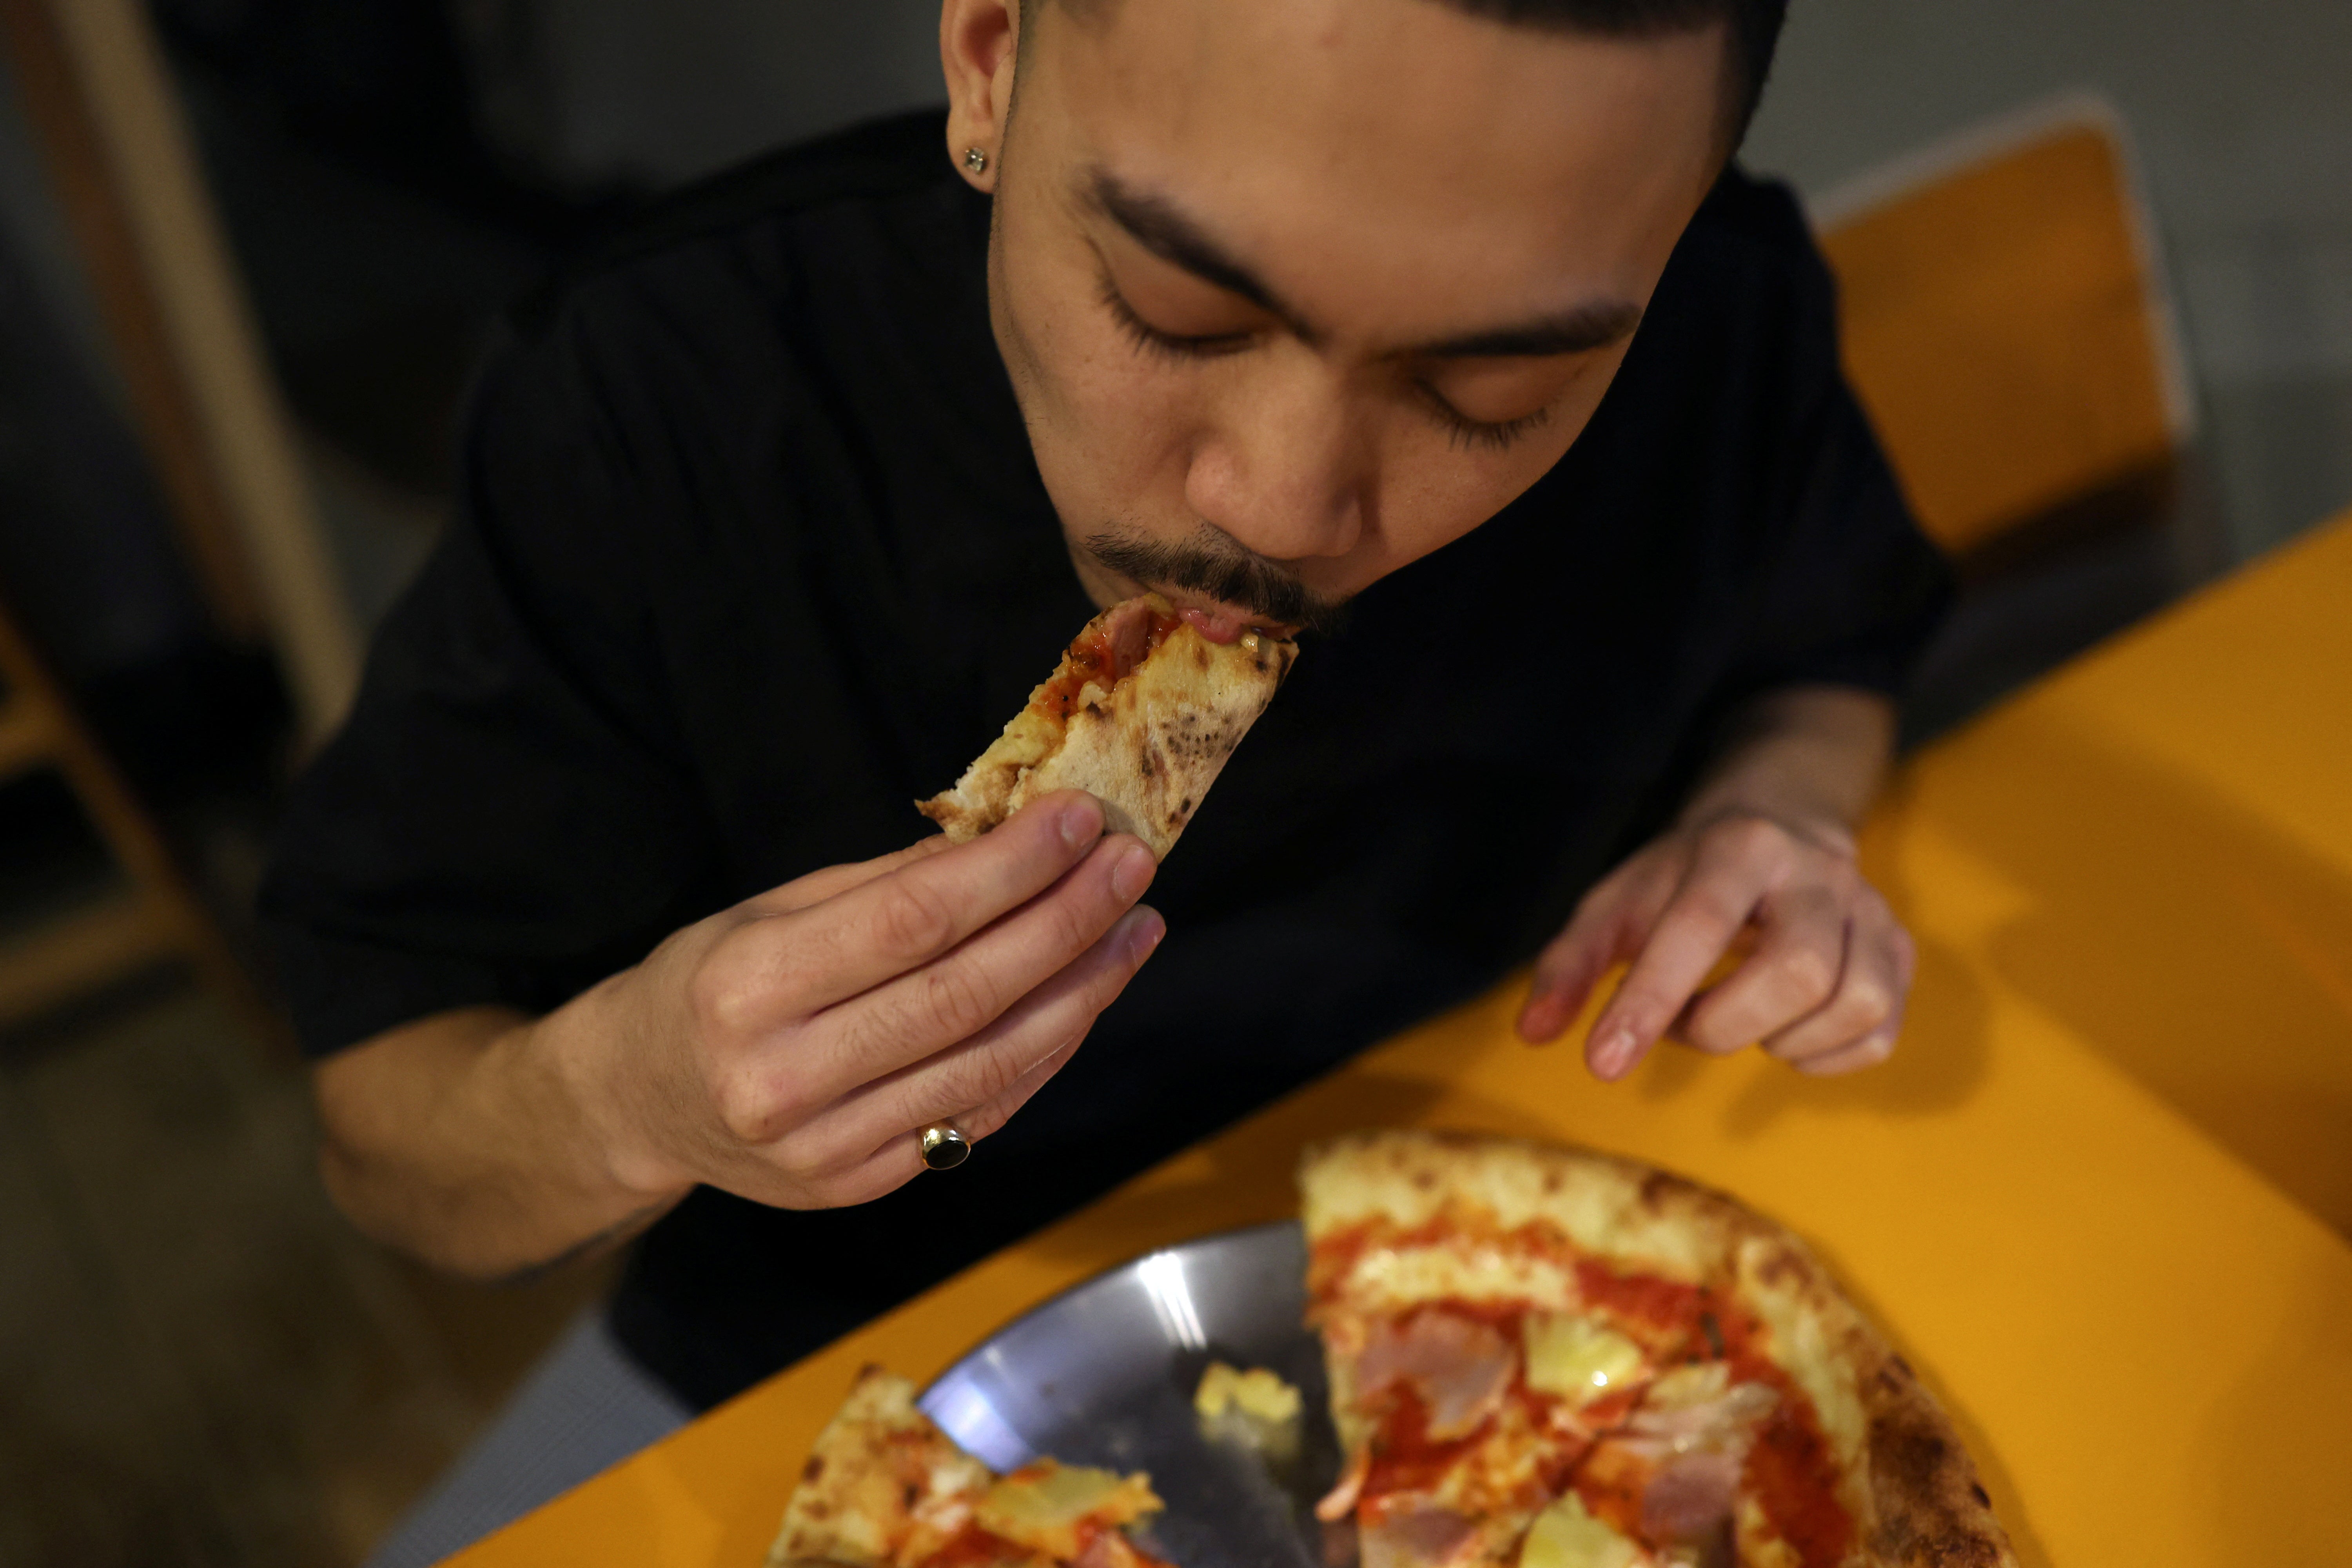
top-left (1357, 1506), bottom-right (1477, 1568)
top-left (1639, 1448), bottom-right (1744, 1545)
top-left (1352, 1310), bottom-right (1519, 1441)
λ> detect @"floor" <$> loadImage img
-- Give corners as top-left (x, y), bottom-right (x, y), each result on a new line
top-left (0, 978), bottom-right (613, 1568)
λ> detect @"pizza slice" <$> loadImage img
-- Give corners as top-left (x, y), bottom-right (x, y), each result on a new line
top-left (769, 1366), bottom-right (1171, 1568)
top-left (1299, 1131), bottom-right (2016, 1568)
top-left (919, 593), bottom-right (1297, 859)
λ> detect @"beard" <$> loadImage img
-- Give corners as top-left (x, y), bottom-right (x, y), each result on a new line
top-left (1081, 523), bottom-right (1353, 634)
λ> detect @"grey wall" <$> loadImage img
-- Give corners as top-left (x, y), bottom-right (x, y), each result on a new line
top-left (1743, 0), bottom-right (2352, 561)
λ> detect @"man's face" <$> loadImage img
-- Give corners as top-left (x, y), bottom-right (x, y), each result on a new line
top-left (982, 0), bottom-right (1728, 637)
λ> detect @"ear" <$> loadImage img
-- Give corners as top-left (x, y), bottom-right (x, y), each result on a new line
top-left (940, 0), bottom-right (1021, 192)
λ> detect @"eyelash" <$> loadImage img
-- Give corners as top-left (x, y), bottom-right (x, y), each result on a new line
top-left (1417, 388), bottom-right (1552, 452)
top-left (1098, 274), bottom-right (1254, 363)
top-left (1096, 270), bottom-right (1553, 452)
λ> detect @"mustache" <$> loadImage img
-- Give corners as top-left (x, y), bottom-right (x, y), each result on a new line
top-left (1081, 525), bottom-right (1352, 635)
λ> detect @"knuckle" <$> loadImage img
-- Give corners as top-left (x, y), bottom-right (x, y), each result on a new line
top-left (1720, 814), bottom-right (1788, 862)
top-left (921, 961), bottom-right (1004, 1042)
top-left (1779, 946), bottom-right (1840, 1010)
top-left (712, 1065), bottom-right (780, 1144)
top-left (687, 950), bottom-right (755, 1040)
top-left (875, 876), bottom-right (960, 960)
top-left (1840, 977), bottom-right (1896, 1031)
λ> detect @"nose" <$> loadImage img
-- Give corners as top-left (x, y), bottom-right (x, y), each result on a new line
top-left (1182, 346), bottom-right (1367, 564)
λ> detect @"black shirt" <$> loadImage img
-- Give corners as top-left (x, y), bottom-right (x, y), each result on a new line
top-left (260, 110), bottom-right (1947, 1411)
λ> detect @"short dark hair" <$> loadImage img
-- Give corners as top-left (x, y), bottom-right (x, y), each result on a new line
top-left (1432, 0), bottom-right (1788, 150)
top-left (1041, 0), bottom-right (1786, 155)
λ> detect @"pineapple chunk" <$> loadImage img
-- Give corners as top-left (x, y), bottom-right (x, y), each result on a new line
top-left (1517, 1494), bottom-right (1645, 1568)
top-left (1193, 1361), bottom-right (1303, 1423)
top-left (1523, 1314), bottom-right (1646, 1405)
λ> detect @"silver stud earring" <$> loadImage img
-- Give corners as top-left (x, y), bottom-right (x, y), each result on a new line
top-left (964, 145), bottom-right (990, 175)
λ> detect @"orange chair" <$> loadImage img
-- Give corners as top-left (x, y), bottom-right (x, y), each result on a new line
top-left (1814, 93), bottom-right (2197, 574)
top-left (1813, 96), bottom-right (2212, 736)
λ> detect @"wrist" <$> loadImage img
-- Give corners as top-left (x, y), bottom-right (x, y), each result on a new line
top-left (517, 971), bottom-right (695, 1207)
top-left (1675, 794), bottom-right (1859, 859)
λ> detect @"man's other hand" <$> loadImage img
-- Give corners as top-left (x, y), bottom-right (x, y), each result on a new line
top-left (1514, 807), bottom-right (1916, 1081)
top-left (568, 791), bottom-right (1163, 1210)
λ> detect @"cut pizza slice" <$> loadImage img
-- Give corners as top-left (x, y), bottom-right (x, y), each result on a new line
top-left (769, 1366), bottom-right (1170, 1568)
top-left (918, 592), bottom-right (1297, 859)
top-left (1299, 1131), bottom-right (2018, 1568)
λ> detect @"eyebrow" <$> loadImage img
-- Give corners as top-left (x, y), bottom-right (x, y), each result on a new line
top-left (1084, 167), bottom-right (1645, 361)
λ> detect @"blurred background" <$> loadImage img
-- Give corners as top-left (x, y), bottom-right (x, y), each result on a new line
top-left (0, 2), bottom-right (2343, 1563)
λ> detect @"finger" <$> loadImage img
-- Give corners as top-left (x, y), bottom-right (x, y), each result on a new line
top-left (1675, 882), bottom-right (1847, 1054)
top-left (718, 791), bottom-right (1110, 1028)
top-left (1760, 896), bottom-right (1912, 1067)
top-left (749, 833), bottom-right (954, 917)
top-left (1517, 871), bottom-right (1653, 1044)
top-left (956, 1028), bottom-right (1087, 1142)
top-left (797, 902), bottom-right (1164, 1167)
top-left (1585, 845), bottom-right (1776, 1080)
top-left (1790, 1022), bottom-right (1899, 1076)
top-left (808, 834), bottom-right (1158, 1098)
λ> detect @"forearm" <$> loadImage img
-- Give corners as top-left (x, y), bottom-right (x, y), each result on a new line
top-left (311, 988), bottom-right (684, 1280)
top-left (1677, 684), bottom-right (1896, 847)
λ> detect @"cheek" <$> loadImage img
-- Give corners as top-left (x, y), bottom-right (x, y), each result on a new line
top-left (992, 214), bottom-right (1200, 516)
top-left (1369, 349), bottom-right (1624, 570)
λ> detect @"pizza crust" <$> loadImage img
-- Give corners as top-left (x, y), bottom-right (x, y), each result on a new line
top-left (918, 593), bottom-right (1298, 859)
top-left (768, 1365), bottom-right (993, 1568)
top-left (1299, 1130), bottom-right (2017, 1568)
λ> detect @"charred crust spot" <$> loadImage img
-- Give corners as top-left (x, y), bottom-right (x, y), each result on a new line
top-left (1412, 1170), bottom-right (1438, 1191)
top-left (902, 1481), bottom-right (922, 1509)
top-left (1971, 1482), bottom-right (1991, 1508)
top-left (800, 1454), bottom-right (825, 1483)
top-left (1193, 642), bottom-right (1211, 669)
top-left (1890, 1353), bottom-right (1915, 1379)
top-left (1541, 1171), bottom-right (1563, 1194)
top-left (1757, 1248), bottom-right (1799, 1286)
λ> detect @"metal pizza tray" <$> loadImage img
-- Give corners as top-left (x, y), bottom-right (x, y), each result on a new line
top-left (919, 1221), bottom-right (1344, 1568)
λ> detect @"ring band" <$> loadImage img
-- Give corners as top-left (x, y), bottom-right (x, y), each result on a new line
top-left (920, 1121), bottom-right (971, 1171)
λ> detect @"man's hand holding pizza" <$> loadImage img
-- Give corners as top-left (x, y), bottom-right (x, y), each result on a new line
top-left (1516, 686), bottom-right (1916, 1080)
top-left (312, 792), bottom-right (1161, 1278)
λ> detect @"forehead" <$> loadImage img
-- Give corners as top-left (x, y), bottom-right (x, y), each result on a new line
top-left (1031, 0), bottom-right (1726, 331)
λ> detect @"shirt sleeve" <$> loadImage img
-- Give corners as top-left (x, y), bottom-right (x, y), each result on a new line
top-left (258, 305), bottom-right (725, 1059)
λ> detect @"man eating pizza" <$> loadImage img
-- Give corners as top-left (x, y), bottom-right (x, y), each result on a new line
top-left (260, 0), bottom-right (1949, 1559)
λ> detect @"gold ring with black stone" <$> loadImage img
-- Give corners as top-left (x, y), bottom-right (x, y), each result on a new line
top-left (919, 1121), bottom-right (970, 1171)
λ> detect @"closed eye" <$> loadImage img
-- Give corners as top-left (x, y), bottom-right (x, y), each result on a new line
top-left (1413, 380), bottom-right (1553, 451)
top-left (1098, 270), bottom-right (1258, 362)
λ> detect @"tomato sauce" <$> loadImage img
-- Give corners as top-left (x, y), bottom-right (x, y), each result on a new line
top-left (1034, 604), bottom-right (1184, 722)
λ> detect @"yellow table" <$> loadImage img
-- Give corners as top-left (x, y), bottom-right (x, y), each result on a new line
top-left (453, 515), bottom-right (2352, 1568)
top-left (1883, 510), bottom-right (2352, 1231)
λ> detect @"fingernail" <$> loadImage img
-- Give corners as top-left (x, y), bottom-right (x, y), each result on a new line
top-left (1059, 796), bottom-right (1103, 849)
top-left (1123, 906), bottom-right (1165, 962)
top-left (1592, 1027), bottom-right (1636, 1076)
top-left (1111, 840), bottom-right (1156, 902)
